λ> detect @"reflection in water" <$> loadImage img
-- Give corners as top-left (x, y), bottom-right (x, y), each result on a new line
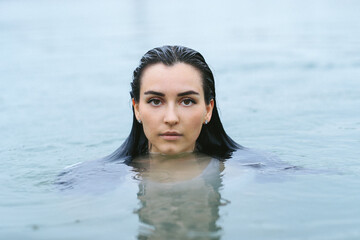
top-left (131, 153), bottom-right (225, 240)
top-left (55, 148), bottom-right (291, 239)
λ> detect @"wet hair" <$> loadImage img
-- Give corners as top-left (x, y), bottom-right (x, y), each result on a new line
top-left (106, 45), bottom-right (241, 163)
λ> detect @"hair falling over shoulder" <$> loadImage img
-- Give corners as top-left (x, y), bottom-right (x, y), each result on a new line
top-left (105, 45), bottom-right (242, 163)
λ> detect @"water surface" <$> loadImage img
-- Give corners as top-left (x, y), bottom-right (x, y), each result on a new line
top-left (1, 0), bottom-right (360, 239)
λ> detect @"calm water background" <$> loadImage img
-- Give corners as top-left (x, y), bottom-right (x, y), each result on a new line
top-left (1, 0), bottom-right (360, 239)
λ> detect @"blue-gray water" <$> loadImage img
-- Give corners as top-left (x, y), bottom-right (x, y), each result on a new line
top-left (1, 0), bottom-right (360, 239)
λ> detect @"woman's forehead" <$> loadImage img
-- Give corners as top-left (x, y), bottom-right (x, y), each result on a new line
top-left (140, 63), bottom-right (203, 94)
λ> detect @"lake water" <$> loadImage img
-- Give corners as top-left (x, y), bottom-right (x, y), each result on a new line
top-left (1, 0), bottom-right (360, 239)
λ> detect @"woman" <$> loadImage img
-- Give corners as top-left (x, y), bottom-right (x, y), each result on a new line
top-left (106, 45), bottom-right (241, 163)
top-left (57, 46), bottom-right (288, 194)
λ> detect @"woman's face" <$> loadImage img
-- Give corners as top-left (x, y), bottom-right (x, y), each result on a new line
top-left (133, 63), bottom-right (214, 155)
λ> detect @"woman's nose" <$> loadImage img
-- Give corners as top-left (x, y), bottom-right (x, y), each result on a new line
top-left (164, 105), bottom-right (179, 125)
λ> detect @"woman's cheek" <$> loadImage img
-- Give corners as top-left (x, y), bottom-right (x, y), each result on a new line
top-left (186, 110), bottom-right (205, 129)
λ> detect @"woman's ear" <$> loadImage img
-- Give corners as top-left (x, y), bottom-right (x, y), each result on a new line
top-left (205, 99), bottom-right (214, 123)
top-left (132, 98), bottom-right (140, 121)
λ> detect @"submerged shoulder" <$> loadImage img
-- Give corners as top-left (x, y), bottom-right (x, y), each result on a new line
top-left (55, 157), bottom-right (132, 193)
top-left (228, 148), bottom-right (294, 170)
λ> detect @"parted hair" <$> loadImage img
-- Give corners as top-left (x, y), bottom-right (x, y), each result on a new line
top-left (106, 45), bottom-right (241, 163)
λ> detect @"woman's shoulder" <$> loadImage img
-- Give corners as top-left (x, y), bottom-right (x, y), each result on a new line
top-left (55, 157), bottom-right (133, 193)
top-left (225, 147), bottom-right (333, 183)
top-left (227, 147), bottom-right (303, 173)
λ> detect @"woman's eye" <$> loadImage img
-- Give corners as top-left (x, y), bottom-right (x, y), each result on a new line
top-left (181, 99), bottom-right (195, 106)
top-left (148, 99), bottom-right (162, 106)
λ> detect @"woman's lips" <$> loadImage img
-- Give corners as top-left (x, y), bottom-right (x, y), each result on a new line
top-left (159, 132), bottom-right (183, 140)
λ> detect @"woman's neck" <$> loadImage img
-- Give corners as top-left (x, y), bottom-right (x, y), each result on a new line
top-left (131, 152), bottom-right (213, 182)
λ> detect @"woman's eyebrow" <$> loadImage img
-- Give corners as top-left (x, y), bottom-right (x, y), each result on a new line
top-left (177, 90), bottom-right (199, 97)
top-left (144, 90), bottom-right (199, 97)
top-left (144, 90), bottom-right (165, 96)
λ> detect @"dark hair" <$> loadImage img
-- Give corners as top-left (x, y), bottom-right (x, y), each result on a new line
top-left (106, 45), bottom-right (241, 163)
